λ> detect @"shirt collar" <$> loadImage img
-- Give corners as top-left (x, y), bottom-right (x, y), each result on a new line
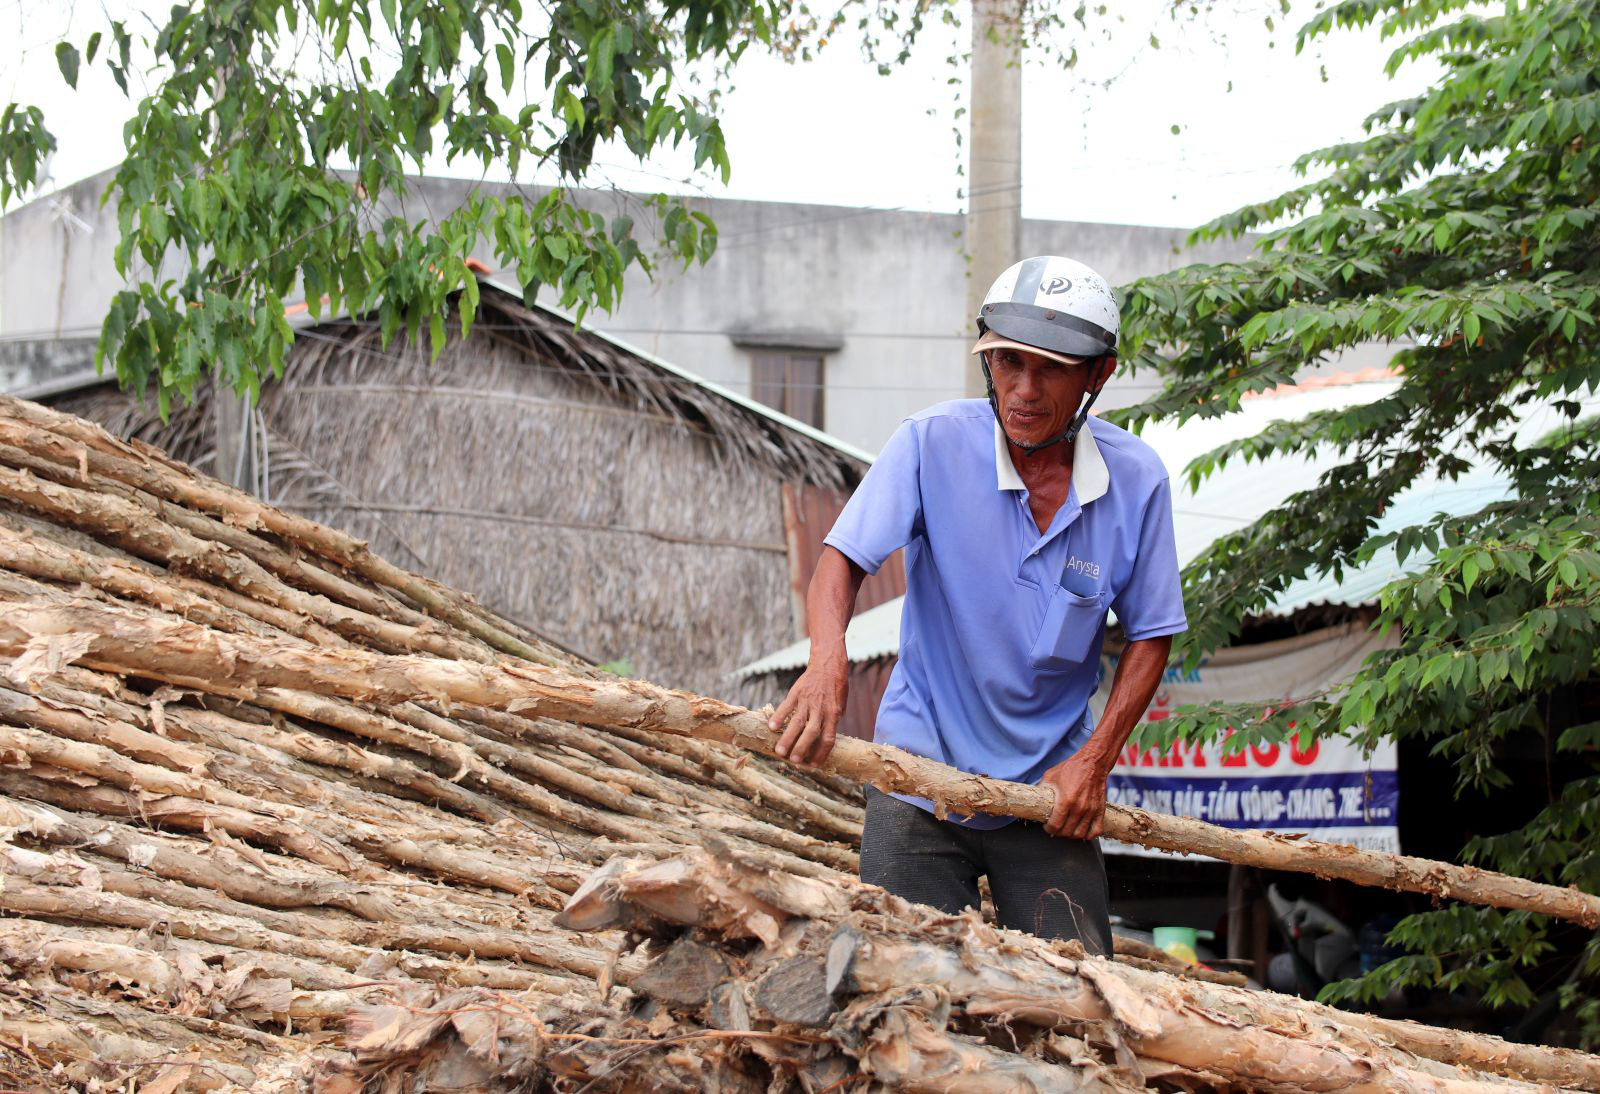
top-left (993, 421), bottom-right (1026, 490)
top-left (993, 418), bottom-right (1110, 505)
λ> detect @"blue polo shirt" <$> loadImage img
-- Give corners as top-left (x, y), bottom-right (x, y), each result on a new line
top-left (824, 399), bottom-right (1186, 827)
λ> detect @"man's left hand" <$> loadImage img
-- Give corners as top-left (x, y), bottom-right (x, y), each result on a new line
top-left (1041, 751), bottom-right (1111, 840)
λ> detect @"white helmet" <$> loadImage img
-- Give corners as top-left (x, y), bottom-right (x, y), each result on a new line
top-left (976, 255), bottom-right (1119, 359)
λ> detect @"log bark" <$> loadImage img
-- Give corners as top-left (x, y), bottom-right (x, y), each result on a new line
top-left (0, 1014), bottom-right (256, 1090)
top-left (6, 595), bottom-right (1594, 928)
top-left (321, 986), bottom-right (778, 1094)
top-left (563, 846), bottom-right (1600, 1092)
top-left (0, 461), bottom-right (503, 662)
top-left (441, 701), bottom-right (655, 776)
top-left (3, 606), bottom-right (852, 870)
top-left (0, 396), bottom-right (580, 668)
top-left (598, 718), bottom-right (863, 840)
top-left (0, 866), bottom-right (633, 989)
top-left (840, 999), bottom-right (1139, 1093)
top-left (482, 707), bottom-right (818, 834)
top-left (0, 793), bottom-right (404, 921)
top-left (14, 672), bottom-right (662, 893)
top-left (0, 401), bottom-right (879, 1087)
top-left (0, 758), bottom-right (580, 909)
top-left (321, 976), bottom-right (1136, 1093)
top-left (0, 516), bottom-right (349, 647)
top-left (0, 921), bottom-right (390, 1022)
top-left (172, 702), bottom-right (519, 826)
top-left (0, 793), bottom-right (558, 940)
top-left (0, 521), bottom-right (284, 641)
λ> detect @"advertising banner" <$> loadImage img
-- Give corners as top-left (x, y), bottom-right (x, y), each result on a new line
top-left (1092, 623), bottom-right (1399, 859)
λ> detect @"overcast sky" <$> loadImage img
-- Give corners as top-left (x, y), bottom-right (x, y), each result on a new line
top-left (3, 1), bottom-right (1434, 231)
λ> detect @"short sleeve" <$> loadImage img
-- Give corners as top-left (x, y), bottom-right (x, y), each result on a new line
top-left (1111, 476), bottom-right (1188, 642)
top-left (823, 419), bottom-right (924, 575)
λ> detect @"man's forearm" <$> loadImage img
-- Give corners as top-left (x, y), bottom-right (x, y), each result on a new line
top-left (1075, 634), bottom-right (1172, 772)
top-left (1040, 634), bottom-right (1172, 838)
top-left (806, 546), bottom-right (866, 669)
top-left (771, 547), bottom-right (868, 762)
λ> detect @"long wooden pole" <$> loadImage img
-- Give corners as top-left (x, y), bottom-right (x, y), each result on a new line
top-left (3, 597), bottom-right (1597, 928)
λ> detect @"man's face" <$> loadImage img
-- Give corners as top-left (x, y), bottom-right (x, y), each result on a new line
top-left (986, 346), bottom-right (1116, 448)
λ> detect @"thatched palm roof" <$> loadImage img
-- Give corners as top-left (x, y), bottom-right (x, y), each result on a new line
top-left (41, 280), bottom-right (869, 695)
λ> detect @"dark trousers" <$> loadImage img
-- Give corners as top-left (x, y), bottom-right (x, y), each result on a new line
top-left (859, 787), bottom-right (1112, 954)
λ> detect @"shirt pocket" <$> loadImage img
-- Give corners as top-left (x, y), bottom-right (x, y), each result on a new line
top-left (1028, 585), bottom-right (1105, 672)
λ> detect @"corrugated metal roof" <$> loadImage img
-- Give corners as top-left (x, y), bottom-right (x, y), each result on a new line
top-left (735, 596), bottom-right (903, 679)
top-left (1153, 379), bottom-right (1402, 570)
top-left (1268, 477), bottom-right (1512, 618)
top-left (733, 382), bottom-right (1600, 678)
top-left (1252, 387), bottom-right (1597, 617)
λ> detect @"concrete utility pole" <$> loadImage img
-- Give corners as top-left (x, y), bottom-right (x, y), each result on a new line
top-left (207, 63), bottom-right (260, 497)
top-left (964, 0), bottom-right (1023, 397)
top-left (213, 384), bottom-right (259, 493)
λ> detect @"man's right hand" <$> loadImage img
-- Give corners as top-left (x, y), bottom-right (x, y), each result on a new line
top-left (770, 657), bottom-right (849, 766)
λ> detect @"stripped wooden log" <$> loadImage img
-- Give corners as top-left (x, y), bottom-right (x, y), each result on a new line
top-left (0, 867), bottom-right (632, 987)
top-left (0, 395), bottom-right (577, 667)
top-left (0, 462), bottom-right (492, 661)
top-left (5, 595), bottom-right (1594, 928)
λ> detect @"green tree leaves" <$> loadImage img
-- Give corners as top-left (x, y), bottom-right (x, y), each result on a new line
top-left (1, 0), bottom-right (1225, 410)
top-left (54, 43), bottom-right (79, 89)
top-left (0, 0), bottom-right (879, 407)
top-left (1118, 0), bottom-right (1600, 1036)
top-left (0, 105), bottom-right (54, 207)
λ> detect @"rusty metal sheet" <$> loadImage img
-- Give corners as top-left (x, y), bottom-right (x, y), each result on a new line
top-left (781, 482), bottom-right (906, 637)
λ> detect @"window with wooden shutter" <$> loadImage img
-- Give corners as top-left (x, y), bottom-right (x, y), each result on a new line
top-left (749, 350), bottom-right (825, 428)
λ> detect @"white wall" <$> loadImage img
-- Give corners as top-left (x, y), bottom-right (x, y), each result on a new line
top-left (574, 193), bottom-right (1257, 452)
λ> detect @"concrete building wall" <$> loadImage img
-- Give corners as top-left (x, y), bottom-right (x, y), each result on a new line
top-left (2, 169), bottom-right (1261, 452)
top-left (592, 200), bottom-right (1258, 451)
top-left (0, 172), bottom-right (129, 392)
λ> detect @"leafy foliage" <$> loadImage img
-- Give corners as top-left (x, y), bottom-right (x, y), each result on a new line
top-left (0, 0), bottom-right (1265, 414)
top-left (2, 0), bottom-right (1262, 417)
top-left (1111, 0), bottom-right (1600, 1035)
top-left (0, 0), bottom-right (953, 411)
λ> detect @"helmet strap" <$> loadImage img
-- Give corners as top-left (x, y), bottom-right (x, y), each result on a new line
top-left (982, 351), bottom-right (1105, 456)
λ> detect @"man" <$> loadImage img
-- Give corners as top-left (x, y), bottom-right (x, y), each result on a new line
top-left (769, 255), bottom-right (1185, 951)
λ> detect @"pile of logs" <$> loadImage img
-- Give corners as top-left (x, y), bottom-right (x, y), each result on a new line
top-left (2, 394), bottom-right (1598, 1092)
top-left (0, 395), bottom-right (864, 1089)
top-left (322, 844), bottom-right (1600, 1092)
